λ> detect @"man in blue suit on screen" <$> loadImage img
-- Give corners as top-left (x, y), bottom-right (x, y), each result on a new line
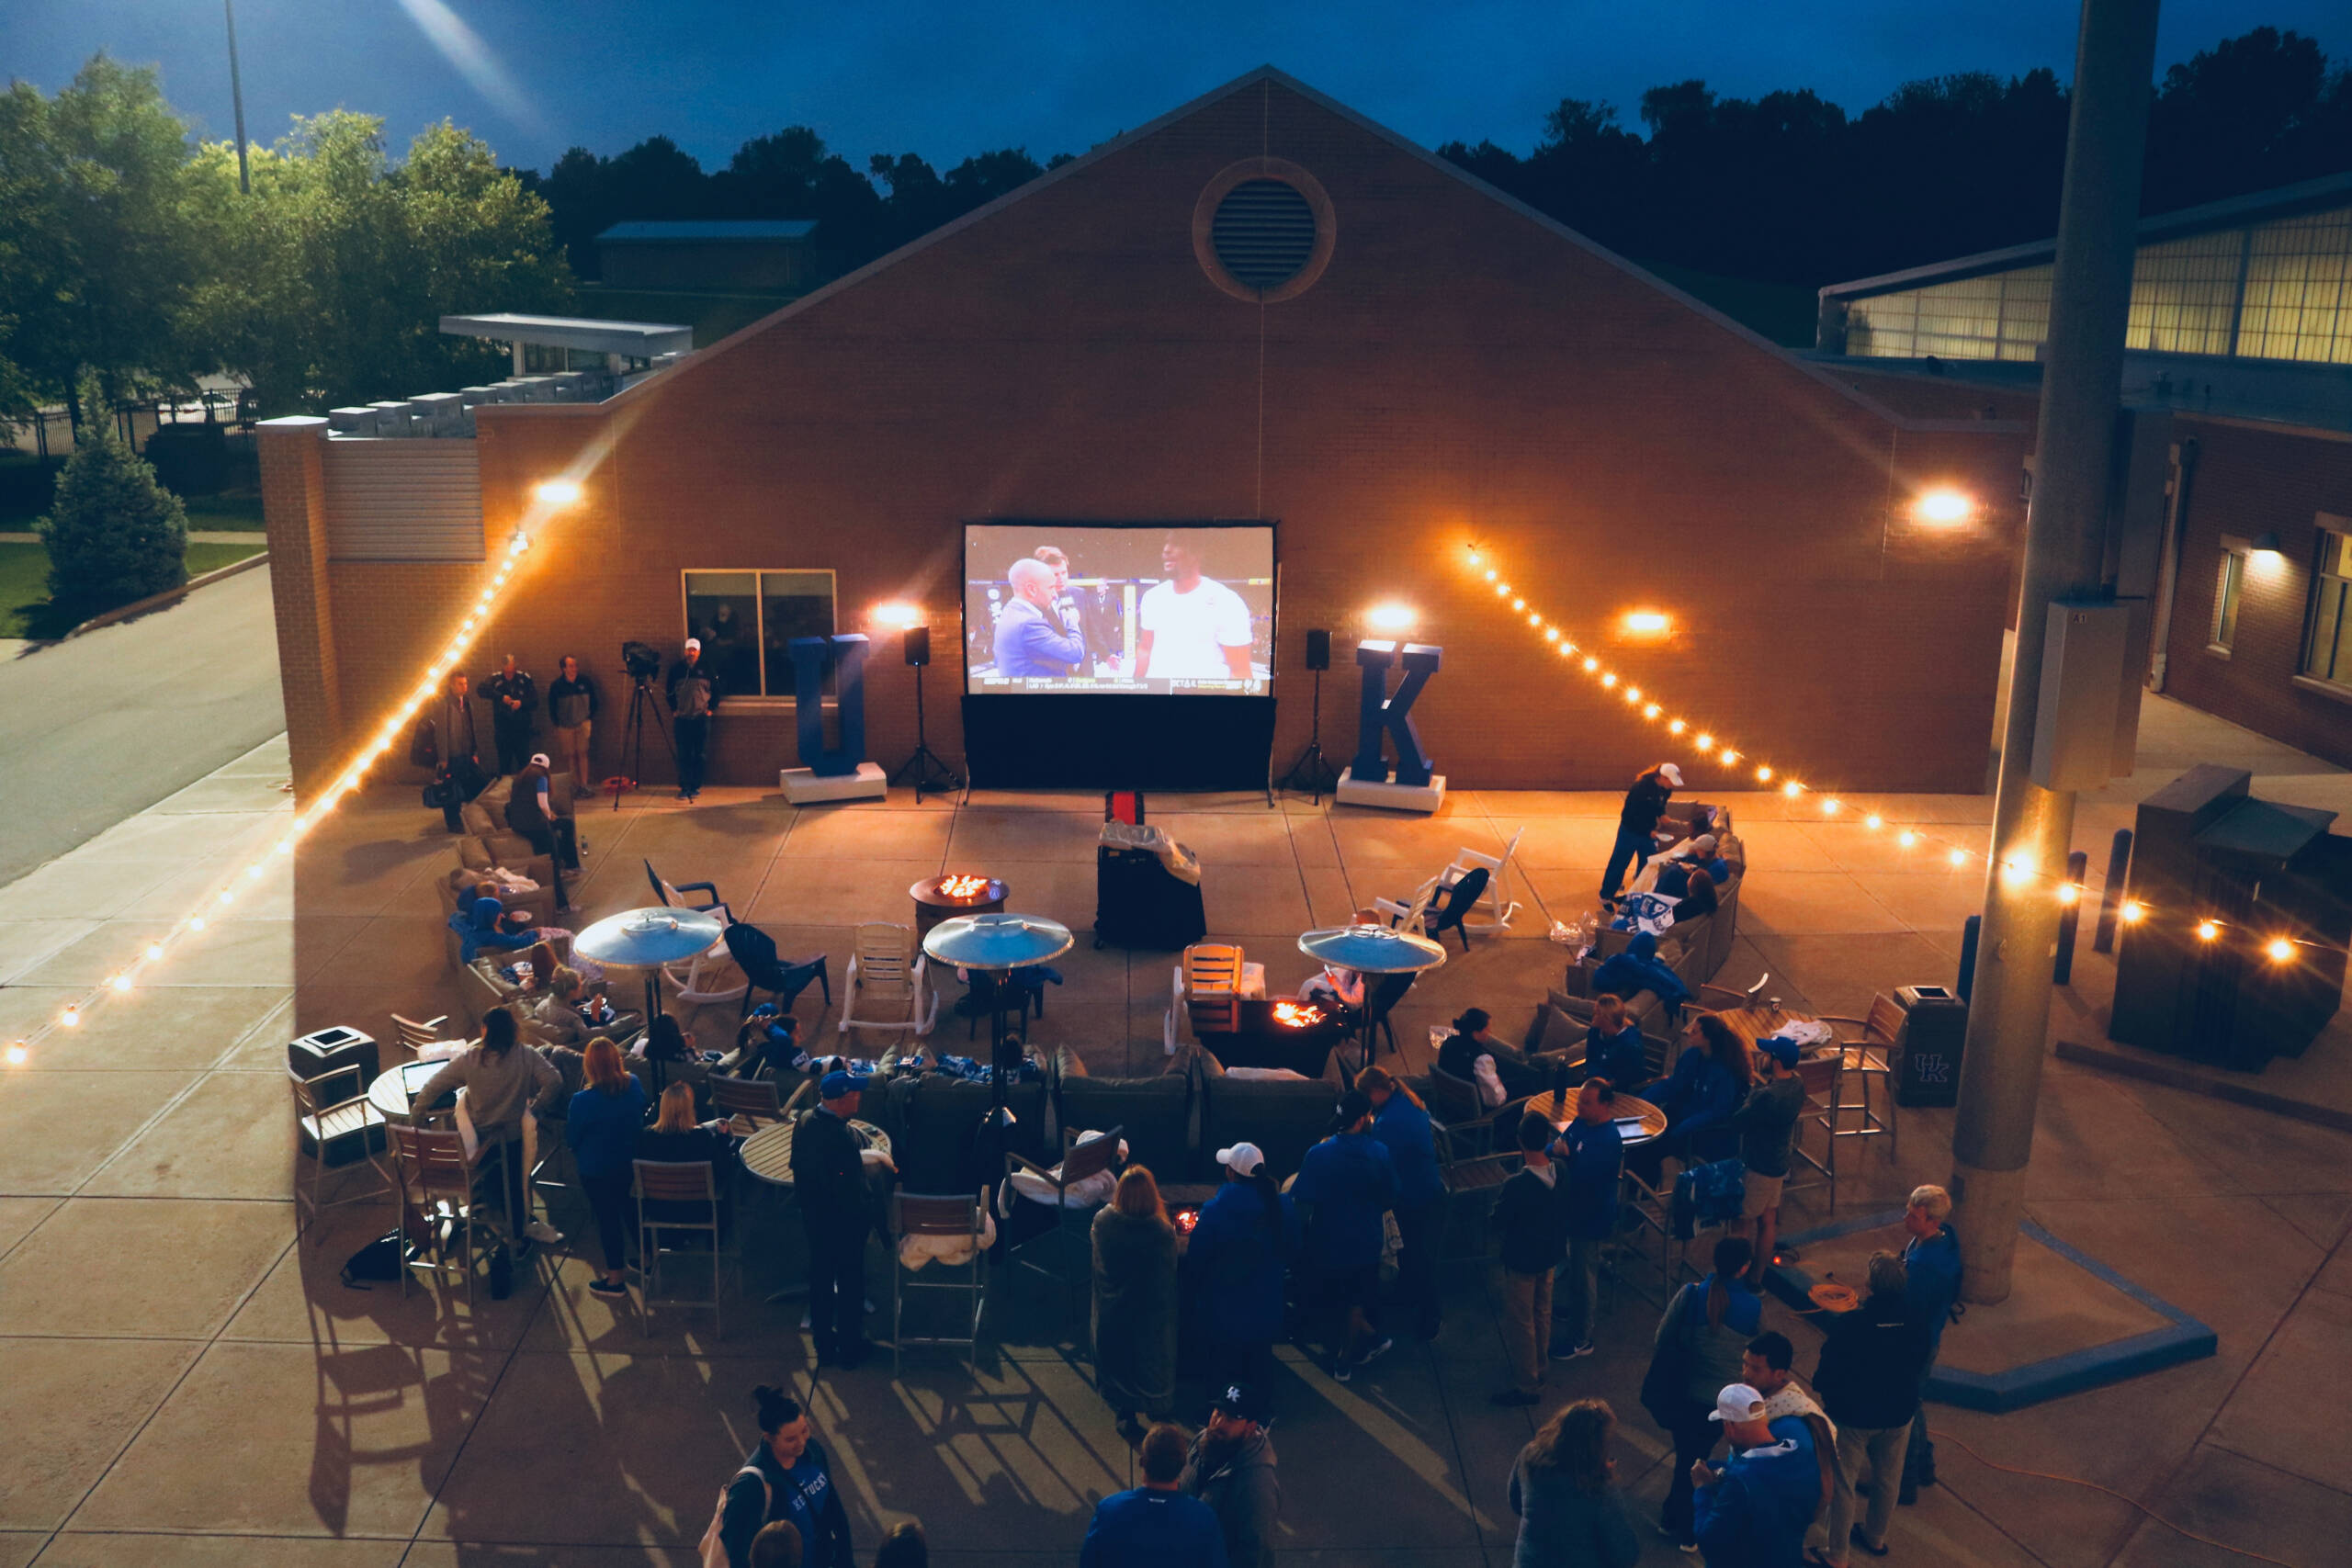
top-left (994, 556), bottom-right (1087, 679)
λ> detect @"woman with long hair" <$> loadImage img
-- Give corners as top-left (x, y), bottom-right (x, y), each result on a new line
top-left (1647, 1235), bottom-right (1762, 1551)
top-left (1510, 1397), bottom-right (1640, 1567)
top-left (1091, 1163), bottom-right (1180, 1439)
top-left (414, 1005), bottom-right (562, 1249)
top-left (716, 1384), bottom-right (854, 1568)
top-left (565, 1036), bottom-right (648, 1299)
top-left (1182, 1139), bottom-right (1297, 1390)
top-left (1358, 1063), bottom-right (1444, 1340)
top-left (1631, 1013), bottom-right (1751, 1188)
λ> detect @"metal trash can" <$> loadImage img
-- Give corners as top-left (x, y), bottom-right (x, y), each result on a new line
top-left (288, 1025), bottom-right (379, 1089)
top-left (1892, 986), bottom-right (1966, 1107)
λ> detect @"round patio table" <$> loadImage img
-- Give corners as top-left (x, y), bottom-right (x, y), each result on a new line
top-left (368, 1059), bottom-right (449, 1122)
top-left (1525, 1089), bottom-right (1667, 1147)
top-left (739, 1116), bottom-right (893, 1188)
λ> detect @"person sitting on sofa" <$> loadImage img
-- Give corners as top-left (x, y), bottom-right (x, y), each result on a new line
top-left (1583, 994), bottom-right (1653, 1096)
top-left (1655, 860), bottom-right (1720, 919)
top-left (1436, 1008), bottom-right (1555, 1102)
top-left (451, 889), bottom-right (537, 964)
top-left (1589, 931), bottom-right (1692, 1024)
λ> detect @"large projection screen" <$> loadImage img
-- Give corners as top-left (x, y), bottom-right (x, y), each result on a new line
top-left (963, 523), bottom-right (1275, 696)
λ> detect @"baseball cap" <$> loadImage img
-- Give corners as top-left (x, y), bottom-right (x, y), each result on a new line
top-left (1210, 1382), bottom-right (1269, 1423)
top-left (1216, 1142), bottom-right (1265, 1177)
top-left (684, 637), bottom-right (702, 652)
top-left (819, 1069), bottom-right (860, 1100)
top-left (529, 752), bottom-right (551, 769)
top-left (1692, 833), bottom-right (1719, 852)
top-left (1659, 763), bottom-right (1684, 787)
top-left (1709, 1382), bottom-right (1768, 1424)
top-left (1758, 1036), bottom-right (1801, 1068)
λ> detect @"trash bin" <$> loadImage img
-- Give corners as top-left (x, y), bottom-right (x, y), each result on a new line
top-left (1892, 986), bottom-right (1965, 1107)
top-left (288, 1025), bottom-right (379, 1089)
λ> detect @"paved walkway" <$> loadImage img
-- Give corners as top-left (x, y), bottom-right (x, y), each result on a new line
top-left (0, 698), bottom-right (2343, 1564)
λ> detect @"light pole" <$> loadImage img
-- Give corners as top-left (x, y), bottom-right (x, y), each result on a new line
top-left (1948, 0), bottom-right (2162, 1304)
top-left (224, 0), bottom-right (250, 194)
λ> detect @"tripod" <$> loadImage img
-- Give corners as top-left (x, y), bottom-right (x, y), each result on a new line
top-left (613, 671), bottom-right (678, 811)
top-left (891, 660), bottom-right (961, 801)
top-left (1277, 666), bottom-right (1340, 802)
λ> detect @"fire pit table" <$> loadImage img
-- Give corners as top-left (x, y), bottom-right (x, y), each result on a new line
top-left (910, 874), bottom-right (1008, 939)
top-left (1194, 998), bottom-right (1351, 1078)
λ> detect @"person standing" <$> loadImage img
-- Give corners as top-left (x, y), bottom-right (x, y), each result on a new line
top-left (993, 558), bottom-right (1087, 678)
top-left (1645, 1237), bottom-right (1762, 1551)
top-left (1814, 1253), bottom-right (1928, 1566)
top-left (503, 751), bottom-right (573, 909)
top-left (1182, 1142), bottom-right (1296, 1391)
top-left (1359, 1065), bottom-right (1444, 1341)
top-left (481, 653), bottom-right (538, 777)
top-left (717, 1385), bottom-right (855, 1568)
top-left (414, 671), bottom-right (487, 832)
top-left (1601, 762), bottom-right (1682, 904)
top-left (564, 1036), bottom-right (648, 1301)
top-left (1092, 1165), bottom-right (1181, 1440)
top-left (789, 1070), bottom-right (874, 1369)
top-left (1725, 1037), bottom-right (1804, 1289)
top-left (1080, 1423), bottom-right (1230, 1568)
top-left (1690, 1382), bottom-right (1823, 1568)
top-left (1551, 1080), bottom-right (1625, 1361)
top-left (667, 637), bottom-right (720, 802)
top-left (547, 654), bottom-right (599, 790)
top-left (1179, 1382), bottom-right (1281, 1568)
top-left (1508, 1397), bottom-right (1642, 1568)
top-left (1899, 1185), bottom-right (1962, 1502)
top-left (1492, 1111), bottom-right (1569, 1407)
top-left (413, 1006), bottom-right (562, 1249)
top-left (1289, 1089), bottom-right (1397, 1381)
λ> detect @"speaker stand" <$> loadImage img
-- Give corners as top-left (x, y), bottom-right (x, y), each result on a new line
top-left (1277, 667), bottom-right (1340, 804)
top-left (891, 661), bottom-right (962, 802)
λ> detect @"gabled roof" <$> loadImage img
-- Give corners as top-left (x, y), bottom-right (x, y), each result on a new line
top-left (580, 66), bottom-right (1996, 433)
top-left (597, 220), bottom-right (818, 244)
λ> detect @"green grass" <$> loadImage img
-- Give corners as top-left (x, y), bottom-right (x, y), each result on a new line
top-left (0, 539), bottom-right (265, 640)
top-left (181, 491), bottom-right (265, 528)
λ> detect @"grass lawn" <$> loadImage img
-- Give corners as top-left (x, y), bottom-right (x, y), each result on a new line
top-left (181, 491), bottom-right (265, 528)
top-left (0, 539), bottom-right (265, 640)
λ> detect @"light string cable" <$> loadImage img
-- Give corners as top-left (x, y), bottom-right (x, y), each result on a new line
top-left (2, 473), bottom-right (591, 1068)
top-left (1459, 542), bottom-right (2342, 964)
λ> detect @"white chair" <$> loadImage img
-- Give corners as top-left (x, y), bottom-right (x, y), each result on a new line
top-left (839, 921), bottom-right (938, 1039)
top-left (1374, 828), bottom-right (1525, 935)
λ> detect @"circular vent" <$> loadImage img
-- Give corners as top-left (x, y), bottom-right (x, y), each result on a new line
top-left (1211, 179), bottom-right (1317, 289)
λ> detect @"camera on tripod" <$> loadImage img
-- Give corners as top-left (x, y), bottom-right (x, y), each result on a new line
top-left (621, 640), bottom-right (662, 681)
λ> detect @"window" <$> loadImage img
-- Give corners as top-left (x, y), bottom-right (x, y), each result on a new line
top-left (2301, 530), bottom-right (2352, 689)
top-left (682, 570), bottom-right (836, 698)
top-left (2210, 549), bottom-right (2245, 653)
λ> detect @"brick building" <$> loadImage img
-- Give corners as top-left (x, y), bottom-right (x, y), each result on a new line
top-left (261, 69), bottom-right (2029, 799)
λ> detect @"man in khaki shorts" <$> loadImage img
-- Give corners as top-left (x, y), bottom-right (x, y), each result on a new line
top-left (1727, 1034), bottom-right (1804, 1290)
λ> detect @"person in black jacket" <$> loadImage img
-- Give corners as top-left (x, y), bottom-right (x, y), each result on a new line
top-left (1813, 1252), bottom-right (1929, 1564)
top-left (414, 671), bottom-right (487, 831)
top-left (547, 654), bottom-right (599, 790)
top-left (1600, 762), bottom-right (1681, 904)
top-left (666, 638), bottom-right (720, 802)
top-left (718, 1384), bottom-right (854, 1568)
top-left (1491, 1112), bottom-right (1570, 1407)
top-left (789, 1070), bottom-right (873, 1368)
top-left (481, 654), bottom-right (538, 776)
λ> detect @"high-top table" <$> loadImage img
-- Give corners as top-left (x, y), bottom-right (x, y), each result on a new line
top-left (1525, 1089), bottom-right (1667, 1146)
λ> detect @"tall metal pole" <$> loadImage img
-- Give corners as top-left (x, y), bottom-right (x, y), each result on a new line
top-left (1949, 0), bottom-right (2161, 1303)
top-left (224, 0), bottom-right (251, 195)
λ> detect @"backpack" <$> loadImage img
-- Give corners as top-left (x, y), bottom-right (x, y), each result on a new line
top-left (1672, 1156), bottom-right (1747, 1238)
top-left (340, 1229), bottom-right (408, 1289)
top-left (698, 1462), bottom-right (770, 1568)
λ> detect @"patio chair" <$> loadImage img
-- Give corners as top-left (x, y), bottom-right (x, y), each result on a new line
top-left (708, 1075), bottom-right (786, 1133)
top-left (288, 1064), bottom-right (389, 1243)
top-left (1815, 993), bottom-right (1902, 1164)
top-left (1356, 970), bottom-right (1419, 1065)
top-left (390, 1012), bottom-right (452, 1054)
top-left (1420, 1061), bottom-right (1496, 1160)
top-left (892, 1190), bottom-right (990, 1375)
top-left (839, 921), bottom-right (938, 1039)
top-left (644, 859), bottom-right (730, 919)
top-left (722, 920), bottom-right (831, 1021)
top-left (1784, 1055), bottom-right (1842, 1212)
top-left (389, 1124), bottom-right (485, 1303)
top-left (645, 860), bottom-right (746, 1005)
top-left (634, 1158), bottom-right (738, 1338)
top-left (1007, 1125), bottom-right (1125, 1314)
top-left (1380, 829), bottom-right (1526, 937)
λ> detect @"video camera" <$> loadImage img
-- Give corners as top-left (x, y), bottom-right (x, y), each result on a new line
top-left (621, 640), bottom-right (662, 681)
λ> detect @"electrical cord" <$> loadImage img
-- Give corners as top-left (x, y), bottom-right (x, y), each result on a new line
top-left (1931, 1427), bottom-right (2307, 1568)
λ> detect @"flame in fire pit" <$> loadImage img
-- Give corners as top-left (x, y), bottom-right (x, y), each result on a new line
top-left (939, 874), bottom-right (991, 899)
top-left (1272, 1001), bottom-right (1325, 1028)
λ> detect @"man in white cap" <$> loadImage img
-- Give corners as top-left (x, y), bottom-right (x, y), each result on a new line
top-left (1691, 1381), bottom-right (1826, 1567)
top-left (1603, 761), bottom-right (1682, 904)
top-left (1181, 1140), bottom-right (1297, 1390)
top-left (665, 637), bottom-right (719, 802)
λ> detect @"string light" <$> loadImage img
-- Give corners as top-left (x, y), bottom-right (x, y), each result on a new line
top-left (1781, 780), bottom-right (1803, 797)
top-left (1756, 765), bottom-right (1772, 783)
top-left (2054, 882), bottom-right (2077, 905)
top-left (1668, 719), bottom-right (1686, 735)
top-left (4, 1043), bottom-right (25, 1066)
top-left (2196, 920), bottom-right (2219, 942)
top-left (2120, 900), bottom-right (2145, 924)
top-left (1865, 814), bottom-right (1883, 829)
top-left (1898, 830), bottom-right (1917, 847)
top-left (2267, 937), bottom-right (2295, 961)
top-left (1950, 849), bottom-right (1968, 867)
top-left (109, 974), bottom-right (131, 993)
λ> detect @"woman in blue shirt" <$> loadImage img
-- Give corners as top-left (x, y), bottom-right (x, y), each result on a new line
top-left (1630, 1015), bottom-right (1751, 1189)
top-left (1359, 1065), bottom-right (1445, 1340)
top-left (1647, 1237), bottom-right (1763, 1550)
top-left (565, 1036), bottom-right (649, 1299)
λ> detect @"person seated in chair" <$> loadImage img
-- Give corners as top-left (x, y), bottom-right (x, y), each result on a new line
top-left (451, 889), bottom-right (537, 964)
top-left (1436, 1008), bottom-right (1556, 1102)
top-left (1655, 859), bottom-right (1720, 919)
top-left (720, 1010), bottom-right (797, 1079)
top-left (1582, 994), bottom-right (1653, 1097)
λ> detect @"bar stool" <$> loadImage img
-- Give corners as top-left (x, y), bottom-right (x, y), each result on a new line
top-left (1818, 994), bottom-right (1903, 1168)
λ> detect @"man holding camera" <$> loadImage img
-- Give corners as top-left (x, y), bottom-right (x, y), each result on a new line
top-left (665, 637), bottom-right (720, 802)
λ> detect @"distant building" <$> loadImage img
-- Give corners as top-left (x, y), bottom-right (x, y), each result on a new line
top-left (594, 220), bottom-right (820, 293)
top-left (1815, 174), bottom-right (2352, 768)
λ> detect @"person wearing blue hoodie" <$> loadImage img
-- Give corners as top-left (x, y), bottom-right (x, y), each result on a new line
top-left (1899, 1184), bottom-right (1962, 1501)
top-left (1182, 1141), bottom-right (1299, 1392)
top-left (1550, 1079), bottom-right (1626, 1359)
top-left (1590, 931), bottom-right (1693, 1021)
top-left (1630, 1015), bottom-right (1753, 1190)
top-left (1290, 1089), bottom-right (1397, 1380)
top-left (450, 890), bottom-right (536, 964)
top-left (1692, 1382), bottom-right (1824, 1568)
top-left (1360, 1064), bottom-right (1445, 1340)
top-left (1648, 1238), bottom-right (1764, 1550)
top-left (1583, 994), bottom-right (1653, 1096)
top-left (1081, 1423), bottom-right (1229, 1568)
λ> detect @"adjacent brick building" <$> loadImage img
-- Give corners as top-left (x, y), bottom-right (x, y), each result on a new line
top-left (262, 69), bottom-right (2030, 799)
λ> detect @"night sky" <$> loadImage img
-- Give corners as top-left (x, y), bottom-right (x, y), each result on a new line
top-left (5, 2), bottom-right (2339, 174)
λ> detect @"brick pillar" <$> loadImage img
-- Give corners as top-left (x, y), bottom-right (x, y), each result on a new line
top-left (257, 417), bottom-right (344, 803)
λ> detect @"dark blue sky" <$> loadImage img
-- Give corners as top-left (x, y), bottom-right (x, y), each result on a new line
top-left (5, 2), bottom-right (2338, 174)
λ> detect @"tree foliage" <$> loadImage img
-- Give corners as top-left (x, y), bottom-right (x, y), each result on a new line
top-left (38, 372), bottom-right (188, 612)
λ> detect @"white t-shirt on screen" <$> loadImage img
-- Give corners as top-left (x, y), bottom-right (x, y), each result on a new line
top-left (1138, 577), bottom-right (1252, 681)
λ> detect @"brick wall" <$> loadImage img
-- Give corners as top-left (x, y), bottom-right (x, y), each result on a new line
top-left (256, 418), bottom-right (342, 800)
top-left (281, 77), bottom-right (2031, 795)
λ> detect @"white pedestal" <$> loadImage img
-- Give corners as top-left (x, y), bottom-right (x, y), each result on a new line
top-left (1334, 767), bottom-right (1446, 814)
top-left (779, 761), bottom-right (888, 804)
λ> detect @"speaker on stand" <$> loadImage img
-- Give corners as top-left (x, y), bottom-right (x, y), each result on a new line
top-left (890, 623), bottom-right (962, 801)
top-left (1276, 629), bottom-right (1340, 803)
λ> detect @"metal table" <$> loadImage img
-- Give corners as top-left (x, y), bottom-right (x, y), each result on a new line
top-left (1526, 1089), bottom-right (1667, 1146)
top-left (739, 1115), bottom-right (893, 1306)
top-left (368, 1060), bottom-right (448, 1122)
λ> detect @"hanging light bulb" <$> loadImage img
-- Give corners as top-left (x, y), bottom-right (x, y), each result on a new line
top-left (2196, 920), bottom-right (2219, 942)
top-left (2054, 883), bottom-right (2078, 906)
top-left (1756, 765), bottom-right (1772, 783)
top-left (1865, 815), bottom-right (1883, 829)
top-left (1949, 849), bottom-right (1968, 866)
top-left (1782, 780), bottom-right (1803, 797)
top-left (2266, 937), bottom-right (2294, 962)
top-left (1898, 830), bottom-right (1917, 847)
top-left (2120, 900), bottom-right (2145, 924)
top-left (1668, 719), bottom-right (1686, 735)
top-left (1822, 799), bottom-right (1840, 815)
top-left (1720, 750), bottom-right (1740, 766)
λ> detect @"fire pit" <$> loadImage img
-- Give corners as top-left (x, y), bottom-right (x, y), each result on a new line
top-left (1271, 1000), bottom-right (1326, 1029)
top-left (910, 873), bottom-right (1009, 937)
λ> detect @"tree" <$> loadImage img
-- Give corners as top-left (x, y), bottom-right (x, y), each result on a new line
top-left (39, 372), bottom-right (187, 613)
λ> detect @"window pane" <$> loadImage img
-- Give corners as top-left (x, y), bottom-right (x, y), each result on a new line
top-left (762, 570), bottom-right (836, 697)
top-left (2213, 553), bottom-right (2243, 648)
top-left (2310, 578), bottom-right (2348, 683)
top-left (684, 571), bottom-right (762, 696)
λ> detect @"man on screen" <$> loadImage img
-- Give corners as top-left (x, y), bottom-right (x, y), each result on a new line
top-left (1136, 535), bottom-right (1254, 683)
top-left (994, 557), bottom-right (1088, 679)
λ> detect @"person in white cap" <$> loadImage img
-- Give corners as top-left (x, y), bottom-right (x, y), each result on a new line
top-left (502, 750), bottom-right (572, 908)
top-left (1181, 1141), bottom-right (1297, 1390)
top-left (1691, 1381), bottom-right (1826, 1566)
top-left (1603, 761), bottom-right (1682, 904)
top-left (665, 637), bottom-right (720, 802)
